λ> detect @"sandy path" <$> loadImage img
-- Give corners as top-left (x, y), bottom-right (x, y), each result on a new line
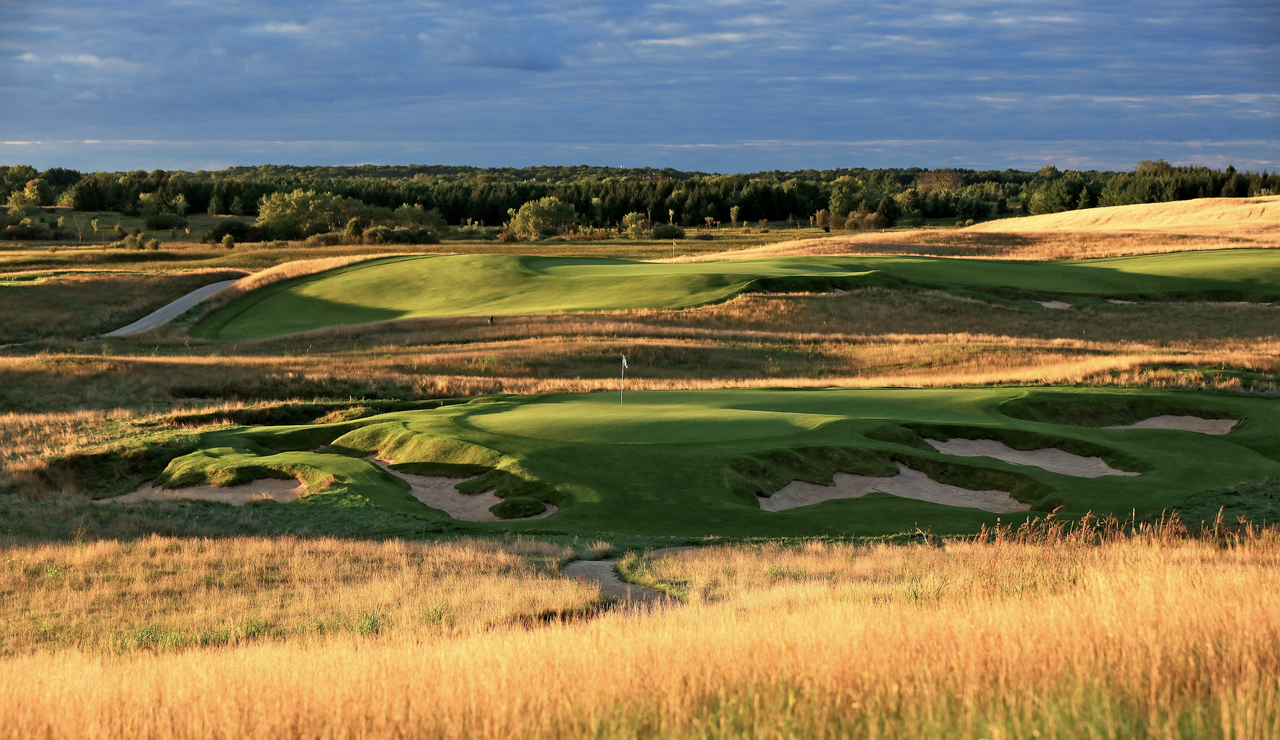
top-left (561, 560), bottom-right (670, 606)
top-left (926, 438), bottom-right (1138, 478)
top-left (1103, 415), bottom-right (1238, 435)
top-left (760, 467), bottom-right (1029, 514)
top-left (369, 458), bottom-right (557, 521)
top-left (104, 279), bottom-right (240, 337)
top-left (95, 478), bottom-right (305, 505)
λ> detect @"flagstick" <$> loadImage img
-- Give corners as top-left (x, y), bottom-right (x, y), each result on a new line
top-left (620, 363), bottom-right (625, 405)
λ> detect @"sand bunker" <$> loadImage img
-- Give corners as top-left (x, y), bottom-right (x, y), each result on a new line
top-left (96, 479), bottom-right (305, 506)
top-left (760, 467), bottom-right (1029, 514)
top-left (370, 459), bottom-right (556, 522)
top-left (1107, 298), bottom-right (1135, 305)
top-left (1037, 300), bottom-right (1071, 309)
top-left (1103, 415), bottom-right (1238, 435)
top-left (926, 438), bottom-right (1138, 478)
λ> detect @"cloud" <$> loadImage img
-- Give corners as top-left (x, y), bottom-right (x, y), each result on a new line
top-left (0, 0), bottom-right (1274, 171)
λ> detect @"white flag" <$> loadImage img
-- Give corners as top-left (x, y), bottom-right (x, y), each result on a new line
top-left (622, 355), bottom-right (628, 369)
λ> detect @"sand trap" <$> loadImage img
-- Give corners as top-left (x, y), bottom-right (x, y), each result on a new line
top-left (1103, 415), bottom-right (1238, 435)
top-left (1037, 300), bottom-right (1071, 309)
top-left (96, 479), bottom-right (305, 506)
top-left (369, 458), bottom-right (556, 522)
top-left (1107, 298), bottom-right (1135, 305)
top-left (926, 438), bottom-right (1138, 478)
top-left (759, 467), bottom-right (1029, 514)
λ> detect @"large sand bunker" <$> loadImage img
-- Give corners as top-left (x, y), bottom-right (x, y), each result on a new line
top-left (759, 467), bottom-right (1029, 514)
top-left (370, 459), bottom-right (556, 522)
top-left (926, 438), bottom-right (1138, 478)
top-left (96, 479), bottom-right (305, 506)
top-left (1103, 415), bottom-right (1238, 435)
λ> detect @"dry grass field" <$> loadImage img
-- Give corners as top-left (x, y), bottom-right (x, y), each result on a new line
top-left (690, 196), bottom-right (1280, 262)
top-left (1, 520), bottom-right (1277, 738)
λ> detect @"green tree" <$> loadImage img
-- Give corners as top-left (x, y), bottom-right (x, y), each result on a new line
top-left (6, 189), bottom-right (36, 218)
top-left (505, 197), bottom-right (578, 238)
top-left (729, 205), bottom-right (741, 228)
top-left (1076, 186), bottom-right (1092, 209)
top-left (207, 194), bottom-right (222, 216)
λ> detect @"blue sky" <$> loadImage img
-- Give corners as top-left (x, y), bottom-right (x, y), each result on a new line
top-left (2, 0), bottom-right (1277, 172)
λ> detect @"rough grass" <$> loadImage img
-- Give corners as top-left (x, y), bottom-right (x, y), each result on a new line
top-left (2, 520), bottom-right (1278, 738)
top-left (0, 535), bottom-right (590, 655)
top-left (0, 270), bottom-right (246, 343)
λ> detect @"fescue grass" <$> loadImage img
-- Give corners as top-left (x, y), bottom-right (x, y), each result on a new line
top-left (0, 270), bottom-right (245, 343)
top-left (0, 535), bottom-right (592, 655)
top-left (2, 519), bottom-right (1278, 738)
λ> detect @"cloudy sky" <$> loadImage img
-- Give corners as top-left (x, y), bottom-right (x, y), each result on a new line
top-left (1, 0), bottom-right (1277, 172)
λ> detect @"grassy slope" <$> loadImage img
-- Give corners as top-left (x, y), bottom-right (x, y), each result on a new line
top-left (192, 250), bottom-right (1280, 341)
top-left (142, 387), bottom-right (1280, 538)
top-left (968, 195), bottom-right (1280, 234)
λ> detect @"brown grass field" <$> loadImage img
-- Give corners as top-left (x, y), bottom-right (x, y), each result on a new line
top-left (2, 520), bottom-right (1278, 738)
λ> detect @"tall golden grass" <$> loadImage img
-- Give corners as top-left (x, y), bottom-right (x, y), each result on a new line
top-left (3, 521), bottom-right (1279, 738)
top-left (969, 195), bottom-right (1280, 235)
top-left (1, 535), bottom-right (591, 655)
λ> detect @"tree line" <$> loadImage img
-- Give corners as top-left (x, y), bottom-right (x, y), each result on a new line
top-left (3, 161), bottom-right (1278, 240)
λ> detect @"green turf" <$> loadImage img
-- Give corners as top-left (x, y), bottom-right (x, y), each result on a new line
top-left (129, 387), bottom-right (1280, 537)
top-left (191, 250), bottom-right (1280, 340)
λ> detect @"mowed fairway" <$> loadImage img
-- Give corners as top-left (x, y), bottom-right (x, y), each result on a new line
top-left (123, 387), bottom-right (1280, 537)
top-left (191, 250), bottom-right (1280, 340)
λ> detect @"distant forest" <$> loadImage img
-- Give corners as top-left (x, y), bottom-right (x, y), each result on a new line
top-left (3, 160), bottom-right (1278, 231)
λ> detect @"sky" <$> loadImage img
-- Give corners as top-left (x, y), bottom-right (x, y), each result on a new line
top-left (1, 0), bottom-right (1278, 173)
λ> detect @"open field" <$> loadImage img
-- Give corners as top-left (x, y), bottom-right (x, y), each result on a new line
top-left (3, 523), bottom-right (1279, 738)
top-left (190, 250), bottom-right (1280, 340)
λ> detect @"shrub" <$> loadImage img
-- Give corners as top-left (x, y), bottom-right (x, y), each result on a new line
top-left (203, 220), bottom-right (268, 245)
top-left (144, 213), bottom-right (187, 230)
top-left (304, 232), bottom-right (345, 247)
top-left (650, 224), bottom-right (685, 239)
top-left (222, 234), bottom-right (235, 250)
top-left (361, 226), bottom-right (440, 245)
top-left (497, 230), bottom-right (518, 242)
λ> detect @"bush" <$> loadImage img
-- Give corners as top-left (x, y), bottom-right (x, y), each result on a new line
top-left (222, 234), bottom-right (235, 249)
top-left (650, 224), bottom-right (685, 239)
top-left (304, 232), bottom-right (345, 247)
top-left (144, 213), bottom-right (188, 230)
top-left (362, 226), bottom-right (441, 245)
top-left (1, 218), bottom-right (54, 240)
top-left (203, 220), bottom-right (268, 245)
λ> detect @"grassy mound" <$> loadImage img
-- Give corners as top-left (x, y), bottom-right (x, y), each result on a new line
top-left (191, 250), bottom-right (1280, 340)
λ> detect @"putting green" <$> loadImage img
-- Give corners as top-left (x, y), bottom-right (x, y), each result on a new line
top-left (192, 250), bottom-right (1280, 340)
top-left (141, 387), bottom-right (1280, 537)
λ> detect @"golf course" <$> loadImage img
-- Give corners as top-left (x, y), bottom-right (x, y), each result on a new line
top-left (103, 386), bottom-right (1279, 537)
top-left (192, 249), bottom-right (1280, 340)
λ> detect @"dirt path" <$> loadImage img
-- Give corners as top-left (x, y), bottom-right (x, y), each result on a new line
top-left (561, 560), bottom-right (670, 607)
top-left (95, 479), bottom-right (306, 505)
top-left (926, 438), bottom-right (1139, 478)
top-left (760, 467), bottom-right (1029, 514)
top-left (104, 279), bottom-right (240, 337)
